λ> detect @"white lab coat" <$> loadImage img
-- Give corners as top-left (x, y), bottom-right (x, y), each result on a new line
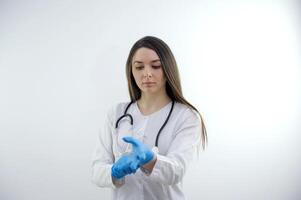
top-left (91, 101), bottom-right (201, 200)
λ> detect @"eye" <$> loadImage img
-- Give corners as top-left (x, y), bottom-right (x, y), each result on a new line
top-left (152, 65), bottom-right (161, 69)
top-left (135, 66), bottom-right (144, 70)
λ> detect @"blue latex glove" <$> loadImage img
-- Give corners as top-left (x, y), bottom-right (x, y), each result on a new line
top-left (111, 153), bottom-right (140, 179)
top-left (123, 136), bottom-right (154, 166)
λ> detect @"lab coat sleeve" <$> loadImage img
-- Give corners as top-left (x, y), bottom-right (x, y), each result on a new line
top-left (147, 109), bottom-right (202, 185)
top-left (91, 105), bottom-right (116, 189)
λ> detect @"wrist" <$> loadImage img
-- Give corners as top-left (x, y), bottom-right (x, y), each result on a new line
top-left (111, 175), bottom-right (125, 187)
top-left (140, 147), bottom-right (158, 175)
top-left (111, 165), bottom-right (123, 180)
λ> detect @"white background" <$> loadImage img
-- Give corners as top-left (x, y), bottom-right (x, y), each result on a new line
top-left (0, 0), bottom-right (300, 199)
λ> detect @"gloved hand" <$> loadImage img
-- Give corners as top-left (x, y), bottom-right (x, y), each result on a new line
top-left (111, 153), bottom-right (140, 179)
top-left (123, 136), bottom-right (154, 166)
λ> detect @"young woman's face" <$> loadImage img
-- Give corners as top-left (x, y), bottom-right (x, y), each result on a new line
top-left (132, 47), bottom-right (166, 96)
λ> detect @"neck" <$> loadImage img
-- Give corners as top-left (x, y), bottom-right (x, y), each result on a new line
top-left (137, 92), bottom-right (171, 115)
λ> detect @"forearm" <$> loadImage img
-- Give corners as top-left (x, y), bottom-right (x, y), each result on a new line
top-left (146, 153), bottom-right (187, 185)
top-left (91, 162), bottom-right (116, 189)
top-left (145, 141), bottom-right (198, 185)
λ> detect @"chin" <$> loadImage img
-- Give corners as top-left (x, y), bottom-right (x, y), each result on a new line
top-left (141, 88), bottom-right (158, 93)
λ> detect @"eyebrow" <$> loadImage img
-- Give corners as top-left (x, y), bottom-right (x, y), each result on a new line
top-left (133, 59), bottom-right (161, 64)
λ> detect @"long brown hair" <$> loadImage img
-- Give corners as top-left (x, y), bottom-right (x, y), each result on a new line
top-left (125, 36), bottom-right (207, 150)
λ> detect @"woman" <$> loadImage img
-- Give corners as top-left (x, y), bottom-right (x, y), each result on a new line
top-left (91, 36), bottom-right (207, 200)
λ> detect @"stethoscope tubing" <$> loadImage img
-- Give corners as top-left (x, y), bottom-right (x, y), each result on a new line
top-left (115, 100), bottom-right (174, 147)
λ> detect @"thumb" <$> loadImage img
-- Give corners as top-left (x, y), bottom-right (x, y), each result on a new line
top-left (137, 152), bottom-right (146, 161)
top-left (122, 136), bottom-right (140, 147)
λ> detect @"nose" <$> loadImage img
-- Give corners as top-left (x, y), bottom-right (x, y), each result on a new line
top-left (143, 68), bottom-right (152, 78)
top-left (144, 73), bottom-right (152, 78)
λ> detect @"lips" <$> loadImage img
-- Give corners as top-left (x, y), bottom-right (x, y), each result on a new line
top-left (143, 82), bottom-right (156, 87)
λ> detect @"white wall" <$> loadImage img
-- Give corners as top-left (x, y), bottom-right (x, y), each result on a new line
top-left (0, 0), bottom-right (300, 199)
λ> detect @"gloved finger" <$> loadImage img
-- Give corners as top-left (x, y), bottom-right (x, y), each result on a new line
top-left (122, 136), bottom-right (140, 147)
top-left (130, 160), bottom-right (140, 173)
top-left (115, 163), bottom-right (127, 178)
top-left (113, 172), bottom-right (122, 179)
top-left (112, 167), bottom-right (122, 179)
top-left (137, 152), bottom-right (146, 161)
top-left (122, 165), bottom-right (132, 175)
top-left (112, 165), bottom-right (119, 175)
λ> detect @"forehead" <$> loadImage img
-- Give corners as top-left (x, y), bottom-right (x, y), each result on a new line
top-left (132, 47), bottom-right (160, 63)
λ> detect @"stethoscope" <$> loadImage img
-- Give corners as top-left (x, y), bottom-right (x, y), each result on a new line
top-left (115, 100), bottom-right (175, 149)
